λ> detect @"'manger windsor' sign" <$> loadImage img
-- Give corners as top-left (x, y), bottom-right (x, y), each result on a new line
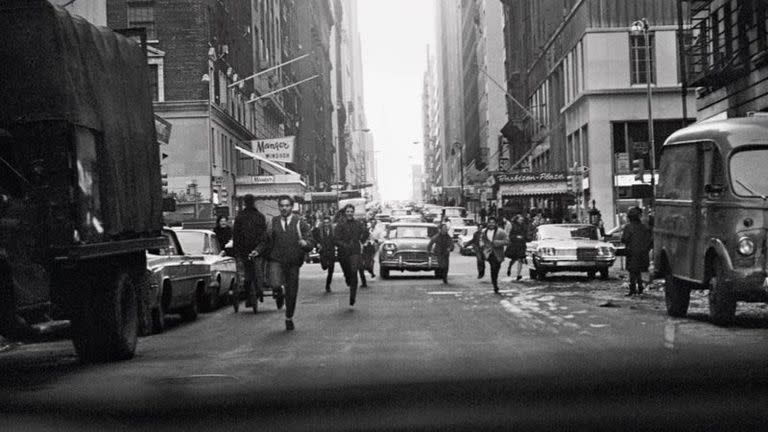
top-left (251, 136), bottom-right (295, 163)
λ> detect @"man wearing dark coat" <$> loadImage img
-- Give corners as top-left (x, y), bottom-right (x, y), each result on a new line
top-left (312, 214), bottom-right (336, 293)
top-left (481, 216), bottom-right (509, 293)
top-left (268, 195), bottom-right (312, 330)
top-left (427, 224), bottom-right (455, 284)
top-left (334, 204), bottom-right (370, 306)
top-left (465, 223), bottom-right (486, 278)
top-left (621, 207), bottom-right (653, 296)
top-left (232, 194), bottom-right (268, 309)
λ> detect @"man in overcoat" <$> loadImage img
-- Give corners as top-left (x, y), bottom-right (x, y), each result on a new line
top-left (621, 206), bottom-right (653, 296)
top-left (481, 216), bottom-right (509, 293)
top-left (427, 223), bottom-right (455, 284)
top-left (334, 204), bottom-right (370, 306)
top-left (232, 194), bottom-right (268, 310)
top-left (312, 214), bottom-right (336, 293)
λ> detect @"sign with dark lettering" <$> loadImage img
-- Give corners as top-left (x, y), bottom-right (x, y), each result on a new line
top-left (494, 172), bottom-right (567, 184)
top-left (250, 136), bottom-right (295, 163)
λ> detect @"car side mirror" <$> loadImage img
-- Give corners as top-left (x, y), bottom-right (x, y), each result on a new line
top-left (705, 184), bottom-right (724, 195)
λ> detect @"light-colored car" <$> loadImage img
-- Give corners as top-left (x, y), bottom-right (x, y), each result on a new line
top-left (378, 222), bottom-right (441, 279)
top-left (527, 224), bottom-right (616, 280)
top-left (173, 229), bottom-right (239, 311)
top-left (446, 217), bottom-right (476, 240)
top-left (393, 215), bottom-right (424, 224)
top-left (146, 229), bottom-right (211, 334)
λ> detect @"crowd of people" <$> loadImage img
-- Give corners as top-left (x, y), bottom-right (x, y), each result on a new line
top-left (216, 197), bottom-right (653, 331)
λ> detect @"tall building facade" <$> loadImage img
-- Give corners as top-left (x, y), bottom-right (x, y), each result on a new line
top-left (330, 0), bottom-right (377, 199)
top-left (294, 0), bottom-right (335, 189)
top-left (434, 0), bottom-right (464, 201)
top-left (684, 0), bottom-right (768, 120)
top-left (107, 0), bottom-right (326, 221)
top-left (422, 47), bottom-right (441, 203)
top-left (501, 0), bottom-right (697, 228)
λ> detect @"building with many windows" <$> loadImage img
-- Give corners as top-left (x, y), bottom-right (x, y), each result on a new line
top-left (500, 0), bottom-right (697, 228)
top-left (422, 47), bottom-right (441, 202)
top-left (684, 0), bottom-right (768, 119)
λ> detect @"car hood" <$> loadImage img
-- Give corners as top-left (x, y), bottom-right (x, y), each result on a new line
top-left (532, 238), bottom-right (613, 249)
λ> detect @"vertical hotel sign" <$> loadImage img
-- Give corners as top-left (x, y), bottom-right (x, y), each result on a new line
top-left (251, 136), bottom-right (296, 163)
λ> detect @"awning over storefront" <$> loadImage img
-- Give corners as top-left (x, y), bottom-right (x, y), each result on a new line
top-left (235, 145), bottom-right (304, 179)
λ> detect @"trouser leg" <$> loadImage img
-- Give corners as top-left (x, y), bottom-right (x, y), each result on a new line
top-left (283, 264), bottom-right (300, 319)
top-left (628, 271), bottom-right (639, 294)
top-left (325, 261), bottom-right (334, 289)
top-left (489, 256), bottom-right (502, 290)
top-left (347, 255), bottom-right (361, 289)
top-left (359, 267), bottom-right (367, 287)
top-left (339, 257), bottom-right (350, 286)
top-left (476, 254), bottom-right (485, 277)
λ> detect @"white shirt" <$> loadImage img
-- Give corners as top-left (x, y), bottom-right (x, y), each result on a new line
top-left (485, 228), bottom-right (496, 243)
top-left (281, 215), bottom-right (291, 231)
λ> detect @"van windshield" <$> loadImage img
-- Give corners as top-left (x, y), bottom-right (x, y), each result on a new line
top-left (731, 148), bottom-right (768, 198)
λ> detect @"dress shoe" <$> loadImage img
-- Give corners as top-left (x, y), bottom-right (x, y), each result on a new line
top-left (625, 291), bottom-right (636, 297)
top-left (325, 285), bottom-right (331, 293)
top-left (516, 275), bottom-right (523, 281)
top-left (350, 286), bottom-right (357, 306)
top-left (285, 319), bottom-right (295, 331)
top-left (361, 283), bottom-right (368, 288)
top-left (493, 286), bottom-right (500, 294)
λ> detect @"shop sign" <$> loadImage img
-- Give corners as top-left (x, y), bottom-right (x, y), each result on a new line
top-left (499, 181), bottom-right (569, 196)
top-left (494, 172), bottom-right (567, 184)
top-left (250, 136), bottom-right (295, 163)
top-left (615, 153), bottom-right (630, 172)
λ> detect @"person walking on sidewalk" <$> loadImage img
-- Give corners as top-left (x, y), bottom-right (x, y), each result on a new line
top-left (334, 204), bottom-right (370, 306)
top-left (232, 194), bottom-right (269, 311)
top-left (481, 216), bottom-right (509, 293)
top-left (505, 214), bottom-right (528, 281)
top-left (428, 223), bottom-right (455, 284)
top-left (312, 214), bottom-right (336, 293)
top-left (465, 222), bottom-right (487, 279)
top-left (268, 195), bottom-right (312, 330)
top-left (621, 206), bottom-right (653, 296)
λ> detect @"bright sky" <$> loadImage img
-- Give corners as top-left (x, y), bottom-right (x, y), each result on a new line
top-left (357, 0), bottom-right (435, 202)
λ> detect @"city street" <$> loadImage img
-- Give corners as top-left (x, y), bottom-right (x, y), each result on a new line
top-left (4, 252), bottom-right (768, 429)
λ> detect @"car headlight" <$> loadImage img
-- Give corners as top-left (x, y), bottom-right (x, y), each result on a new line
top-left (383, 243), bottom-right (397, 253)
top-left (538, 247), bottom-right (555, 256)
top-left (597, 246), bottom-right (614, 257)
top-left (738, 237), bottom-right (755, 256)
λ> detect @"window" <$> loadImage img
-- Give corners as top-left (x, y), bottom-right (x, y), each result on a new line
top-left (148, 64), bottom-right (158, 101)
top-left (630, 33), bottom-right (655, 84)
top-left (127, 1), bottom-right (156, 40)
top-left (657, 144), bottom-right (696, 200)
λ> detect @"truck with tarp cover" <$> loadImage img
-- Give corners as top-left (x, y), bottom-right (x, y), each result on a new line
top-left (0, 0), bottom-right (165, 362)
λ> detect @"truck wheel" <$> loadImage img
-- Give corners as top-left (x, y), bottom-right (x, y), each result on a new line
top-left (380, 267), bottom-right (390, 279)
top-left (180, 292), bottom-right (199, 322)
top-left (599, 268), bottom-right (610, 280)
top-left (71, 269), bottom-right (138, 363)
top-left (707, 260), bottom-right (736, 326)
top-left (135, 271), bottom-right (153, 337)
top-left (664, 273), bottom-right (690, 318)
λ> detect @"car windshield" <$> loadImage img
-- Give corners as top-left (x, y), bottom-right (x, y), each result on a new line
top-left (537, 225), bottom-right (599, 240)
top-left (174, 231), bottom-right (212, 255)
top-left (730, 148), bottom-right (768, 198)
top-left (390, 226), bottom-right (435, 238)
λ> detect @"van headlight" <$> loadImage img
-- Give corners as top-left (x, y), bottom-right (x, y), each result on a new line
top-left (738, 237), bottom-right (755, 256)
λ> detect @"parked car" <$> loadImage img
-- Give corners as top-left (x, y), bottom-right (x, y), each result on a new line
top-left (602, 225), bottom-right (626, 256)
top-left (393, 215), bottom-right (424, 224)
top-left (527, 224), bottom-right (616, 280)
top-left (457, 225), bottom-right (480, 255)
top-left (440, 206), bottom-right (466, 219)
top-left (146, 229), bottom-right (211, 334)
top-left (378, 222), bottom-right (441, 279)
top-left (173, 229), bottom-right (238, 312)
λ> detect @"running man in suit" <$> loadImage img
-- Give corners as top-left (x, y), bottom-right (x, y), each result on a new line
top-left (481, 216), bottom-right (509, 293)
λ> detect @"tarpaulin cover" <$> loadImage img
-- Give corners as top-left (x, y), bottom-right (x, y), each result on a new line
top-left (0, 0), bottom-right (162, 237)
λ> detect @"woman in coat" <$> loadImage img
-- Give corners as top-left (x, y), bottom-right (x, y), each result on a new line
top-left (505, 214), bottom-right (527, 280)
top-left (428, 223), bottom-right (455, 284)
top-left (621, 207), bottom-right (653, 296)
top-left (213, 216), bottom-right (233, 252)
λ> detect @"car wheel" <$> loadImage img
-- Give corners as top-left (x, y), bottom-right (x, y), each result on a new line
top-left (707, 259), bottom-right (736, 326)
top-left (380, 267), bottom-right (390, 279)
top-left (204, 281), bottom-right (220, 312)
top-left (434, 269), bottom-right (442, 279)
top-left (180, 290), bottom-right (199, 322)
top-left (664, 273), bottom-right (690, 318)
top-left (536, 269), bottom-right (547, 281)
top-left (229, 280), bottom-right (239, 313)
top-left (587, 270), bottom-right (596, 279)
top-left (599, 268), bottom-right (609, 280)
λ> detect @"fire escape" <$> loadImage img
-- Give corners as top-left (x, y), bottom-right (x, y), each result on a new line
top-left (685, 0), bottom-right (768, 90)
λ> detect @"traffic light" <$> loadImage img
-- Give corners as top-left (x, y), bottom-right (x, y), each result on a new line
top-left (566, 174), bottom-right (575, 194)
top-left (161, 172), bottom-right (168, 194)
top-left (632, 159), bottom-right (645, 181)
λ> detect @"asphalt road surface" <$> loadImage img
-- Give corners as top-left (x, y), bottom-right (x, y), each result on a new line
top-left (3, 253), bottom-right (768, 430)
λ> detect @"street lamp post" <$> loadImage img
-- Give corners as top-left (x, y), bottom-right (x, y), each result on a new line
top-left (451, 142), bottom-right (465, 206)
top-left (631, 18), bottom-right (656, 206)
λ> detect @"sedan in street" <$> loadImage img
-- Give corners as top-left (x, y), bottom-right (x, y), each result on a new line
top-left (173, 229), bottom-right (238, 311)
top-left (145, 229), bottom-right (210, 334)
top-left (378, 222), bottom-right (440, 279)
top-left (527, 224), bottom-right (616, 280)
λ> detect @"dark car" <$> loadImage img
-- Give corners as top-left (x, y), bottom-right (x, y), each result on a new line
top-left (378, 222), bottom-right (441, 279)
